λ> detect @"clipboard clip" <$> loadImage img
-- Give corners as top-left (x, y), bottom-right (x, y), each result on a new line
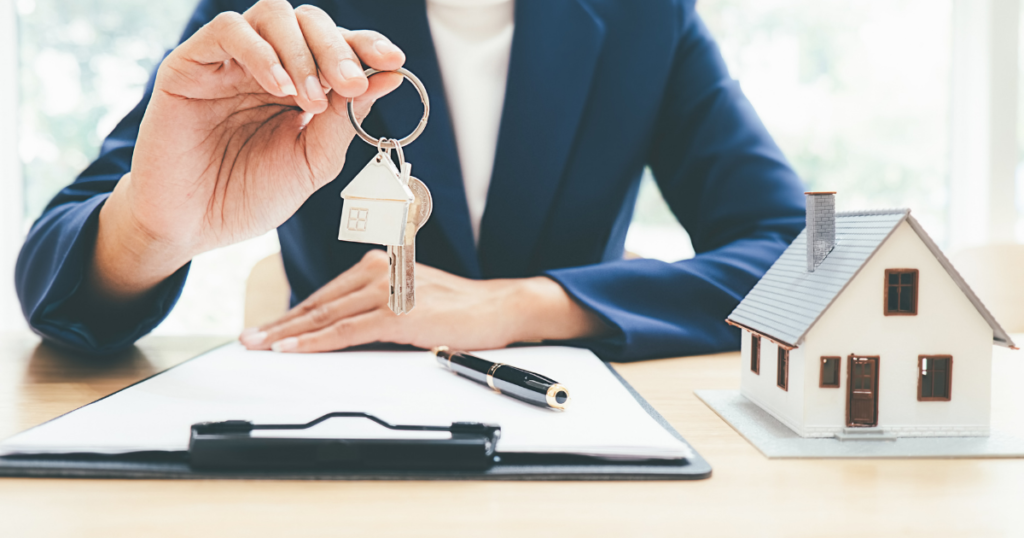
top-left (189, 412), bottom-right (501, 472)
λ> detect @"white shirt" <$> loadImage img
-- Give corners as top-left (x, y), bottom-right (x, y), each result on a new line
top-left (426, 0), bottom-right (515, 245)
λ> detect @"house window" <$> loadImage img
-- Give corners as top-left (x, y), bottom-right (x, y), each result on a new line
top-left (777, 348), bottom-right (789, 391)
top-left (820, 357), bottom-right (840, 388)
top-left (885, 269), bottom-right (918, 315)
top-left (919, 355), bottom-right (952, 401)
top-left (750, 335), bottom-right (760, 374)
top-left (347, 208), bottom-right (369, 231)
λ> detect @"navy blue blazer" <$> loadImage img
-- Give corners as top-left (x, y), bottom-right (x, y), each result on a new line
top-left (15, 0), bottom-right (806, 361)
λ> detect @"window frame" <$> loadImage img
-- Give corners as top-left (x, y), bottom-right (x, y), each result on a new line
top-left (884, 269), bottom-right (919, 316)
top-left (777, 347), bottom-right (789, 391)
top-left (918, 355), bottom-right (953, 401)
top-left (750, 334), bottom-right (760, 374)
top-left (819, 356), bottom-right (841, 388)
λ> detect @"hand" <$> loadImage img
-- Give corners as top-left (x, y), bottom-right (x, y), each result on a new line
top-left (239, 250), bottom-right (611, 353)
top-left (90, 0), bottom-right (406, 302)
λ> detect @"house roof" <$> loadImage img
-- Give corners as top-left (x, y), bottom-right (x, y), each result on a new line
top-left (340, 157), bottom-right (414, 202)
top-left (726, 209), bottom-right (1016, 349)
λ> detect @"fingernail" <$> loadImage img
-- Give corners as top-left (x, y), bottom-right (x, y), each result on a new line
top-left (241, 330), bottom-right (268, 346)
top-left (374, 39), bottom-right (401, 56)
top-left (272, 64), bottom-right (297, 96)
top-left (271, 337), bottom-right (298, 353)
top-left (339, 59), bottom-right (363, 81)
top-left (305, 75), bottom-right (328, 103)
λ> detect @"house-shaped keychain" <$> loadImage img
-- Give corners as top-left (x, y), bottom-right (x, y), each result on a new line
top-left (338, 155), bottom-right (414, 246)
top-left (726, 192), bottom-right (1016, 440)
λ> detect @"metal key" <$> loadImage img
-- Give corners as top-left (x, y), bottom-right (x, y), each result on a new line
top-left (387, 242), bottom-right (400, 313)
top-left (387, 162), bottom-right (411, 314)
top-left (387, 165), bottom-right (432, 314)
top-left (388, 172), bottom-right (432, 314)
top-left (395, 176), bottom-right (433, 314)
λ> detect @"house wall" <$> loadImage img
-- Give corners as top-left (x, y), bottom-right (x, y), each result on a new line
top-left (740, 334), bottom-right (806, 435)
top-left (799, 220), bottom-right (993, 437)
top-left (338, 199), bottom-right (410, 246)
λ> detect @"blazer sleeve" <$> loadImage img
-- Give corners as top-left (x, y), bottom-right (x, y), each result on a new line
top-left (14, 0), bottom-right (228, 354)
top-left (545, 2), bottom-right (806, 362)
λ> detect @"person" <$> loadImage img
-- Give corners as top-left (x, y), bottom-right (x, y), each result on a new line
top-left (15, 0), bottom-right (805, 361)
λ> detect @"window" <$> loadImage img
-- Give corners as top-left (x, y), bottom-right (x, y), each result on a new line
top-left (750, 334), bottom-right (761, 374)
top-left (885, 269), bottom-right (918, 315)
top-left (919, 355), bottom-right (952, 401)
top-left (698, 0), bottom-right (956, 245)
top-left (627, 0), bottom-right (964, 261)
top-left (777, 347), bottom-right (789, 391)
top-left (347, 208), bottom-right (369, 231)
top-left (820, 356), bottom-right (840, 387)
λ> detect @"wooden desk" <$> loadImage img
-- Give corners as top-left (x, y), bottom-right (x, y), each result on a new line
top-left (1, 333), bottom-right (1021, 537)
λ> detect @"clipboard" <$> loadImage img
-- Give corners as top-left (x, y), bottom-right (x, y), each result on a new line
top-left (0, 349), bottom-right (711, 481)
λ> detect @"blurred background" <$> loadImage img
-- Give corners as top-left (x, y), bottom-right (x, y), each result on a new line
top-left (1, 0), bottom-right (1022, 336)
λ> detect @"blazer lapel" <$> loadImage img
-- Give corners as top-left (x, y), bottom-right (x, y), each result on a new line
top-left (360, 0), bottom-right (480, 277)
top-left (477, 0), bottom-right (607, 277)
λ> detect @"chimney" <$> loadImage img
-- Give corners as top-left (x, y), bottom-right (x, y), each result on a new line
top-left (805, 192), bottom-right (836, 272)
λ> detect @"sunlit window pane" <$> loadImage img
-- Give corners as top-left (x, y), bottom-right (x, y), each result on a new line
top-left (1018, 1), bottom-right (1024, 242)
top-left (628, 0), bottom-right (953, 257)
top-left (17, 0), bottom-right (279, 336)
top-left (17, 0), bottom-right (196, 220)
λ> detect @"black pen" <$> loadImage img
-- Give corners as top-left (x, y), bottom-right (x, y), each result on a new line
top-left (432, 347), bottom-right (570, 410)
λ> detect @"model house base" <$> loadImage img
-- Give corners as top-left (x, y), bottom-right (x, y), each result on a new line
top-left (696, 390), bottom-right (1024, 459)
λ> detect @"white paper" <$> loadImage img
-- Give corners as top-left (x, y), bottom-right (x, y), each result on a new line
top-left (0, 344), bottom-right (692, 460)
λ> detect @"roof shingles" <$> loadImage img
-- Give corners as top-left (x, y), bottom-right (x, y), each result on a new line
top-left (726, 209), bottom-right (1015, 348)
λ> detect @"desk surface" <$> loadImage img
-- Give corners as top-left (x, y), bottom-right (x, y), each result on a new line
top-left (0, 334), bottom-right (1021, 537)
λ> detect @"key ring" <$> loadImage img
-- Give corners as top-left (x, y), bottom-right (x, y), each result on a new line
top-left (376, 136), bottom-right (405, 174)
top-left (348, 67), bottom-right (430, 149)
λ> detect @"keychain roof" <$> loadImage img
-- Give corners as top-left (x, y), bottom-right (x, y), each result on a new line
top-left (340, 141), bottom-right (414, 202)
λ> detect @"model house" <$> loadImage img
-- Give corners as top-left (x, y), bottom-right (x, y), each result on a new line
top-left (726, 192), bottom-right (1016, 438)
top-left (338, 156), bottom-right (413, 246)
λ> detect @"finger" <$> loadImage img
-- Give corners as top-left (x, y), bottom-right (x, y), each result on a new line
top-left (295, 6), bottom-right (368, 98)
top-left (244, 0), bottom-right (327, 113)
top-left (302, 29), bottom-right (405, 144)
top-left (175, 11), bottom-right (297, 98)
top-left (247, 287), bottom-right (381, 350)
top-left (305, 70), bottom-right (404, 152)
top-left (341, 30), bottom-right (406, 73)
top-left (256, 249), bottom-right (388, 332)
top-left (272, 310), bottom-right (394, 353)
top-left (348, 71), bottom-right (405, 119)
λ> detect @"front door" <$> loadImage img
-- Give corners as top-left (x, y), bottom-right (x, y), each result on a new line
top-left (847, 356), bottom-right (879, 427)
